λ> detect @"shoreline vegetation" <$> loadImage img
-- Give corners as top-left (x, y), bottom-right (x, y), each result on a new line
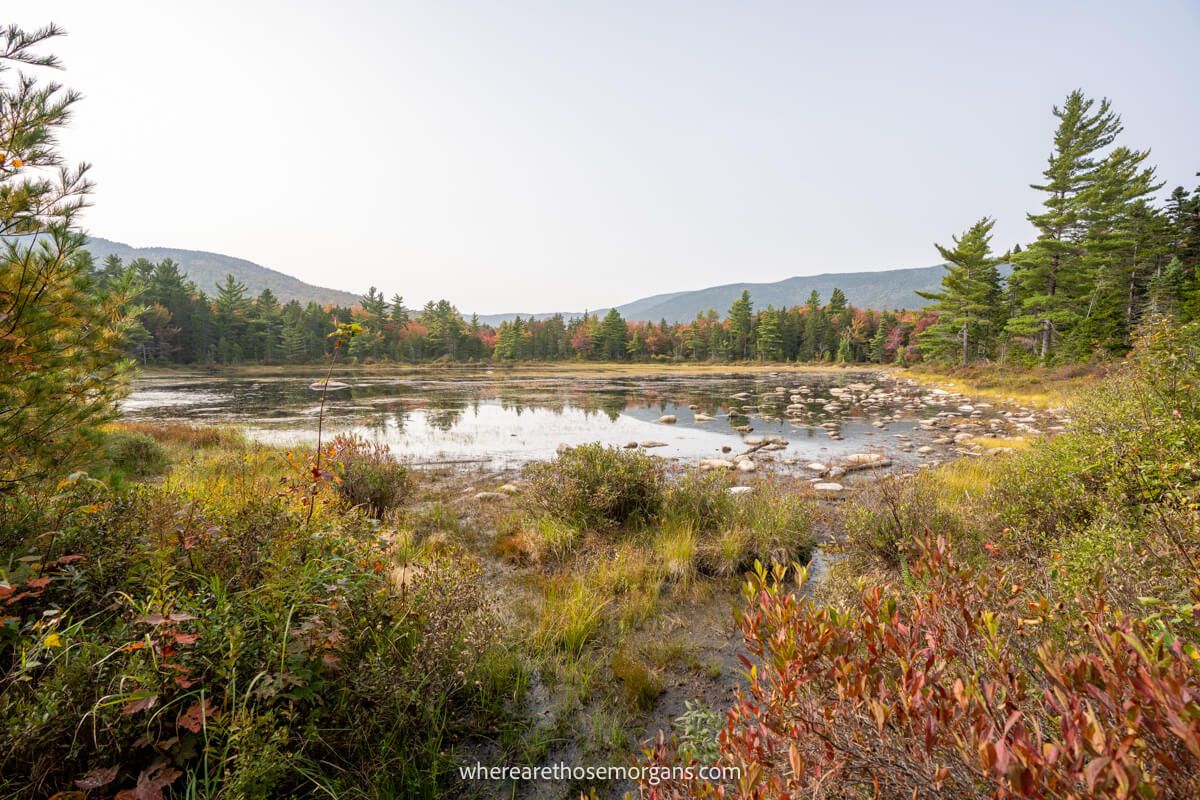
top-left (2, 22), bottom-right (1199, 800)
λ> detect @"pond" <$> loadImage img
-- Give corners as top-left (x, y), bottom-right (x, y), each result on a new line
top-left (122, 367), bottom-right (1018, 471)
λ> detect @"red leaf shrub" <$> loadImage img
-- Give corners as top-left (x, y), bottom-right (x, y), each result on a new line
top-left (642, 538), bottom-right (1200, 799)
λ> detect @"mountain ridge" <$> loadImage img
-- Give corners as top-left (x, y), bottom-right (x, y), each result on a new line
top-left (83, 236), bottom-right (953, 324)
top-left (83, 236), bottom-right (362, 307)
top-left (472, 264), bottom-right (953, 326)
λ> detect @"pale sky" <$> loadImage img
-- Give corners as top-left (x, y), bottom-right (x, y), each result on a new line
top-left (15, 1), bottom-right (1200, 313)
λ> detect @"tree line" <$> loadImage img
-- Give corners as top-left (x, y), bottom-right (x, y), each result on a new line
top-left (97, 254), bottom-right (937, 366)
top-left (94, 90), bottom-right (1198, 368)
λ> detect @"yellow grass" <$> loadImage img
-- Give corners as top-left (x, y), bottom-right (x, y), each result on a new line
top-left (968, 436), bottom-right (1031, 450)
top-left (899, 365), bottom-right (1099, 410)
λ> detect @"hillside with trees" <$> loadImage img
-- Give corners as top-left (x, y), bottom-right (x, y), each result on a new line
top-left (82, 236), bottom-right (362, 307)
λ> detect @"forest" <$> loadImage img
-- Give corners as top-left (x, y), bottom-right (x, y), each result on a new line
top-left (97, 90), bottom-right (1200, 370)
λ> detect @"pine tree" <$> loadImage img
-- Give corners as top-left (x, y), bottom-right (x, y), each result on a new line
top-left (0, 25), bottom-right (136, 486)
top-left (728, 290), bottom-right (753, 359)
top-left (756, 306), bottom-right (783, 361)
top-left (800, 291), bottom-right (824, 361)
top-left (597, 308), bottom-right (628, 360)
top-left (214, 274), bottom-right (250, 364)
top-left (916, 217), bottom-right (1003, 365)
top-left (280, 318), bottom-right (308, 363)
top-left (389, 294), bottom-right (410, 324)
top-left (1008, 90), bottom-right (1123, 362)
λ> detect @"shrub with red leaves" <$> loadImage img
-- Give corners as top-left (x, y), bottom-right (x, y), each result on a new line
top-left (642, 538), bottom-right (1200, 799)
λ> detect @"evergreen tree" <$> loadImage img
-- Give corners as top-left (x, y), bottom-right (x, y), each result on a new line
top-left (596, 308), bottom-right (628, 360)
top-left (1007, 90), bottom-right (1123, 361)
top-left (0, 25), bottom-right (136, 486)
top-left (756, 306), bottom-right (784, 361)
top-left (214, 274), bottom-right (251, 364)
top-left (389, 294), bottom-right (410, 324)
top-left (916, 217), bottom-right (1003, 365)
top-left (728, 290), bottom-right (753, 359)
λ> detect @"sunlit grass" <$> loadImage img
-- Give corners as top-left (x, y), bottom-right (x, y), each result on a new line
top-left (968, 435), bottom-right (1031, 450)
top-left (536, 577), bottom-right (609, 657)
top-left (900, 364), bottom-right (1100, 410)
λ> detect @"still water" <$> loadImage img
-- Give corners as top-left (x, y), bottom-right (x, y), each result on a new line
top-left (122, 368), bottom-right (994, 469)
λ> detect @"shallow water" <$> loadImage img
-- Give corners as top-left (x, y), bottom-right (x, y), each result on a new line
top-left (122, 368), bottom-right (1007, 469)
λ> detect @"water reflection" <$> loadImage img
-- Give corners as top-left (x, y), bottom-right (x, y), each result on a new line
top-left (121, 368), bottom-right (1004, 469)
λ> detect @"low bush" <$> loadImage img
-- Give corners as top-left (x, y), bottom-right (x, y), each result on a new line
top-left (100, 430), bottom-right (169, 480)
top-left (524, 443), bottom-right (664, 529)
top-left (661, 470), bottom-right (734, 532)
top-left (836, 473), bottom-right (969, 574)
top-left (695, 483), bottom-right (817, 575)
top-left (645, 541), bottom-right (1200, 799)
top-left (330, 433), bottom-right (412, 518)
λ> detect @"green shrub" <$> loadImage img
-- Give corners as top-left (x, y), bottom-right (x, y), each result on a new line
top-left (331, 433), bottom-right (411, 518)
top-left (662, 470), bottom-right (734, 532)
top-left (101, 430), bottom-right (169, 480)
top-left (838, 474), bottom-right (968, 572)
top-left (697, 485), bottom-right (817, 574)
top-left (524, 443), bottom-right (664, 529)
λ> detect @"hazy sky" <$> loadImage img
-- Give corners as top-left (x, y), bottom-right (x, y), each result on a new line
top-left (17, 1), bottom-right (1200, 313)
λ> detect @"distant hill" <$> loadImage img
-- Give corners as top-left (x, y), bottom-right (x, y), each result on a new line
top-left (475, 264), bottom-right (958, 326)
top-left (77, 236), bottom-right (975, 324)
top-left (83, 237), bottom-right (362, 307)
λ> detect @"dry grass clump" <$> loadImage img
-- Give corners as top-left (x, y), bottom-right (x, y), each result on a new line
top-left (112, 420), bottom-right (241, 449)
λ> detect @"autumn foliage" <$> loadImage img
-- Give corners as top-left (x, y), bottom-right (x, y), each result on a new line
top-left (643, 541), bottom-right (1200, 799)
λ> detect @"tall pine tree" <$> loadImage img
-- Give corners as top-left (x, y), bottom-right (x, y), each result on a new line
top-left (916, 217), bottom-right (1003, 365)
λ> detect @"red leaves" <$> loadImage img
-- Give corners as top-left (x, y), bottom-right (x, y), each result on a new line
top-left (74, 765), bottom-right (118, 790)
top-left (121, 694), bottom-right (158, 716)
top-left (640, 536), bottom-right (1200, 798)
top-left (114, 761), bottom-right (181, 800)
top-left (176, 698), bottom-right (217, 733)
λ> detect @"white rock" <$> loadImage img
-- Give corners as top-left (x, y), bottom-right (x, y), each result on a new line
top-left (640, 440), bottom-right (668, 448)
top-left (693, 413), bottom-right (714, 422)
top-left (699, 458), bottom-right (735, 470)
top-left (473, 491), bottom-right (508, 502)
top-left (846, 453), bottom-right (885, 465)
top-left (727, 486), bottom-right (754, 496)
top-left (736, 459), bottom-right (757, 472)
top-left (658, 414), bottom-right (677, 424)
top-left (813, 482), bottom-right (844, 492)
top-left (806, 462), bottom-right (828, 472)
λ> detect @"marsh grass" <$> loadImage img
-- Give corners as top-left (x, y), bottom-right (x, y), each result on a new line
top-left (536, 577), bottom-right (610, 657)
